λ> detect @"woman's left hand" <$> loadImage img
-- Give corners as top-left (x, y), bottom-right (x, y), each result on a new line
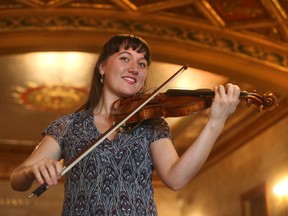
top-left (209, 83), bottom-right (241, 124)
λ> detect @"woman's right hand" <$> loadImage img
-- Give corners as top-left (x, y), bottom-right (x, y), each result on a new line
top-left (24, 158), bottom-right (64, 186)
top-left (10, 135), bottom-right (62, 191)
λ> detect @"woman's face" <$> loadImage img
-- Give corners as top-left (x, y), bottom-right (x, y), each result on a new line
top-left (100, 47), bottom-right (148, 99)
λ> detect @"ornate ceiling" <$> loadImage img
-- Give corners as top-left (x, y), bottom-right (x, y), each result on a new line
top-left (0, 0), bottom-right (288, 91)
top-left (0, 0), bottom-right (287, 181)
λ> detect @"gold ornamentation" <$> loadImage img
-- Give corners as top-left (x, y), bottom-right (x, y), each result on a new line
top-left (12, 84), bottom-right (88, 112)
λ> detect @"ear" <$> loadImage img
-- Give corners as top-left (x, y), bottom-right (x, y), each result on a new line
top-left (99, 63), bottom-right (105, 75)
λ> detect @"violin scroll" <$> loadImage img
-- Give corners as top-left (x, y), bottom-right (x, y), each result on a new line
top-left (241, 91), bottom-right (278, 111)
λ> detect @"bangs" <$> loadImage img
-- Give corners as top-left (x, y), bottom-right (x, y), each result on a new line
top-left (105, 34), bottom-right (151, 65)
top-left (122, 38), bottom-right (149, 54)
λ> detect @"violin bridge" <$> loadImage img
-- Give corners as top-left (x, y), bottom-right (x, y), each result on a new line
top-left (119, 122), bottom-right (126, 133)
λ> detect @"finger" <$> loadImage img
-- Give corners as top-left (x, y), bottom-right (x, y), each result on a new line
top-left (24, 165), bottom-right (47, 188)
top-left (37, 162), bottom-right (55, 185)
top-left (46, 160), bottom-right (60, 184)
top-left (214, 86), bottom-right (219, 98)
top-left (218, 85), bottom-right (227, 99)
top-left (33, 171), bottom-right (44, 185)
top-left (233, 85), bottom-right (241, 99)
top-left (225, 83), bottom-right (235, 99)
top-left (31, 163), bottom-right (48, 185)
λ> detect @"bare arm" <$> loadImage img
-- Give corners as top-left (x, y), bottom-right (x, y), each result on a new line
top-left (10, 135), bottom-right (63, 191)
top-left (151, 84), bottom-right (240, 190)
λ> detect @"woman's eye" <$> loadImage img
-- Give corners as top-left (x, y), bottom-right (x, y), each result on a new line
top-left (138, 62), bottom-right (147, 68)
top-left (120, 57), bottom-right (129, 62)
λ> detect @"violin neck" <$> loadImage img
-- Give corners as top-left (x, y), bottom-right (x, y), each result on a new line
top-left (165, 89), bottom-right (249, 98)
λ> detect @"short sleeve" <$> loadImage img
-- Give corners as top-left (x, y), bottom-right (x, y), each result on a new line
top-left (143, 117), bottom-right (173, 144)
top-left (42, 115), bottom-right (72, 149)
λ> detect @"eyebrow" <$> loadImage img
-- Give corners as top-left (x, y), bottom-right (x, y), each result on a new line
top-left (118, 51), bottom-right (132, 56)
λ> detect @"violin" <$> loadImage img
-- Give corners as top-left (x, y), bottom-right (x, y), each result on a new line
top-left (28, 65), bottom-right (278, 198)
top-left (112, 88), bottom-right (278, 126)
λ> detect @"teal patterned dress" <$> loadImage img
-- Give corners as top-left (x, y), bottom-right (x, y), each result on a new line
top-left (43, 111), bottom-right (172, 216)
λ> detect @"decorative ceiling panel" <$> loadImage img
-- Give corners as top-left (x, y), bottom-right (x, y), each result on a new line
top-left (209, 0), bottom-right (271, 23)
top-left (0, 0), bottom-right (286, 44)
top-left (161, 4), bottom-right (208, 21)
top-left (245, 26), bottom-right (284, 41)
top-left (130, 0), bottom-right (166, 7)
top-left (60, 0), bottom-right (118, 9)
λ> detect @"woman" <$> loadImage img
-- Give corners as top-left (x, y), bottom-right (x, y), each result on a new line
top-left (10, 34), bottom-right (240, 215)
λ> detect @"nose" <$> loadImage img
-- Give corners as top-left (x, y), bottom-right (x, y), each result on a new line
top-left (127, 61), bottom-right (138, 74)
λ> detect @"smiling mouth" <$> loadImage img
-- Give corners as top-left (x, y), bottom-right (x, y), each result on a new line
top-left (123, 76), bottom-right (137, 84)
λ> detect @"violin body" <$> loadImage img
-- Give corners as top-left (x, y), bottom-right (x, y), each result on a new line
top-left (112, 93), bottom-right (208, 124)
top-left (112, 89), bottom-right (278, 126)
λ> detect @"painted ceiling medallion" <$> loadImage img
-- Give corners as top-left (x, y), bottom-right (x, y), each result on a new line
top-left (12, 84), bottom-right (88, 112)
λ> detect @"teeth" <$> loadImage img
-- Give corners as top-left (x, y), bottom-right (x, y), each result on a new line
top-left (124, 77), bottom-right (136, 83)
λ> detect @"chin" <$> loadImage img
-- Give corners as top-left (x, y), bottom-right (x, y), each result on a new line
top-left (120, 89), bottom-right (140, 98)
top-left (119, 92), bottom-right (136, 98)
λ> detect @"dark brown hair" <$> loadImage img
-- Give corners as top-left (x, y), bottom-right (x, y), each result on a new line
top-left (78, 34), bottom-right (151, 113)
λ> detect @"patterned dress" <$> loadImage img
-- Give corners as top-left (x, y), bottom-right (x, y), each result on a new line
top-left (43, 111), bottom-right (172, 216)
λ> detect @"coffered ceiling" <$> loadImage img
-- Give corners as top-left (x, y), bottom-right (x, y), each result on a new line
top-left (0, 0), bottom-right (287, 180)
